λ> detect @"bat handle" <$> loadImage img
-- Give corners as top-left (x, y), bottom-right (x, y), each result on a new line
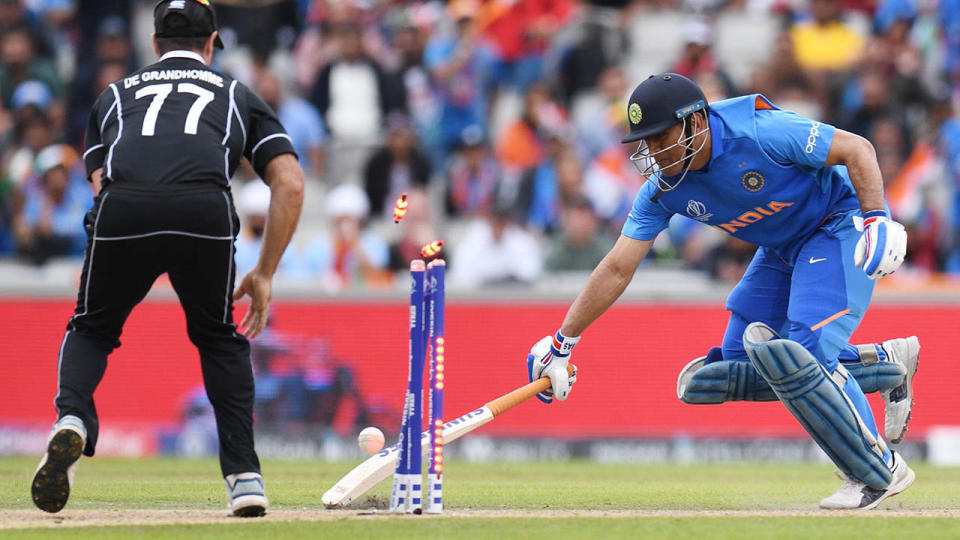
top-left (485, 364), bottom-right (576, 416)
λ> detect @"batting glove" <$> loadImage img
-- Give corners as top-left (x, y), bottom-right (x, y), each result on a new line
top-left (854, 210), bottom-right (907, 280)
top-left (527, 331), bottom-right (579, 404)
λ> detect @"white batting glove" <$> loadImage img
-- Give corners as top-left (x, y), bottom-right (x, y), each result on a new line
top-left (527, 332), bottom-right (579, 404)
top-left (854, 210), bottom-right (907, 279)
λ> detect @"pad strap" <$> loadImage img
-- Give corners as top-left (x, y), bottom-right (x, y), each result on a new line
top-left (856, 344), bottom-right (880, 365)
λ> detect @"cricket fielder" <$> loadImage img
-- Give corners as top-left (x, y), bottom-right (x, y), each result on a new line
top-left (527, 73), bottom-right (918, 510)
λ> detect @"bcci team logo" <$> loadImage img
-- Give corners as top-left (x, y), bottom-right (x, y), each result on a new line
top-left (741, 171), bottom-right (764, 192)
top-left (686, 200), bottom-right (713, 222)
top-left (628, 103), bottom-right (642, 125)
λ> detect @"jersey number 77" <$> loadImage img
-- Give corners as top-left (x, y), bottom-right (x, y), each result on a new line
top-left (134, 83), bottom-right (215, 136)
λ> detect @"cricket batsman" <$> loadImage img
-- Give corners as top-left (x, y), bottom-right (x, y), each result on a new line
top-left (527, 73), bottom-right (918, 510)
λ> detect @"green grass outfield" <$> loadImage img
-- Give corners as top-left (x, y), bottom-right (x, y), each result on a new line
top-left (2, 457), bottom-right (959, 538)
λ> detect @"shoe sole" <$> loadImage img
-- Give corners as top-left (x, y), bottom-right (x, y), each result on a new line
top-left (885, 337), bottom-right (919, 443)
top-left (31, 429), bottom-right (84, 513)
top-left (861, 463), bottom-right (916, 511)
top-left (231, 494), bottom-right (268, 517)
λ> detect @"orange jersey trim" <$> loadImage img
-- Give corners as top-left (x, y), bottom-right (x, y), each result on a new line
top-left (810, 309), bottom-right (851, 331)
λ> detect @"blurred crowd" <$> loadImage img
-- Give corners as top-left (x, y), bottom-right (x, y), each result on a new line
top-left (1, 0), bottom-right (959, 288)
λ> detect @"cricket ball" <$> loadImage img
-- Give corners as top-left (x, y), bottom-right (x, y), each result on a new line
top-left (358, 427), bottom-right (385, 454)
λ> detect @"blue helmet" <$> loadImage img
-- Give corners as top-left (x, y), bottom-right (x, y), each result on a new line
top-left (621, 73), bottom-right (708, 144)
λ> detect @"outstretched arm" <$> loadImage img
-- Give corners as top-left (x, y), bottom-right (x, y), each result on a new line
top-left (527, 234), bottom-right (653, 403)
top-left (560, 234), bottom-right (654, 337)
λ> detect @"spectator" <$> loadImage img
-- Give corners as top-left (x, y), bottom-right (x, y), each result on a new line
top-left (669, 19), bottom-right (738, 99)
top-left (0, 0), bottom-right (54, 59)
top-left (310, 21), bottom-right (391, 184)
top-left (256, 67), bottom-right (327, 181)
top-left (13, 144), bottom-right (91, 265)
top-left (234, 181), bottom-right (306, 281)
top-left (545, 195), bottom-right (611, 271)
top-left (423, 1), bottom-right (489, 158)
top-left (697, 236), bottom-right (758, 284)
top-left (558, 3), bottom-right (631, 104)
top-left (513, 137), bottom-right (576, 232)
top-left (385, 24), bottom-right (441, 168)
top-left (449, 203), bottom-right (543, 286)
top-left (572, 65), bottom-right (629, 163)
top-left (746, 31), bottom-right (823, 119)
top-left (67, 15), bottom-right (136, 146)
top-left (836, 64), bottom-right (907, 140)
top-left (302, 183), bottom-right (390, 290)
top-left (480, 0), bottom-right (577, 93)
top-left (446, 124), bottom-right (499, 217)
top-left (583, 143), bottom-right (640, 226)
top-left (495, 82), bottom-right (566, 172)
top-left (789, 0), bottom-right (865, 72)
top-left (5, 90), bottom-right (55, 188)
top-left (0, 24), bottom-right (60, 110)
top-left (216, 0), bottom-right (300, 57)
top-left (363, 113), bottom-right (431, 218)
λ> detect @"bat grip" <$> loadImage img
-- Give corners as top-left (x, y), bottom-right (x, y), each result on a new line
top-left (485, 364), bottom-right (576, 416)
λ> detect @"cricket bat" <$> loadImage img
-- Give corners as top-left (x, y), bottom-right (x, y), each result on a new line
top-left (321, 366), bottom-right (575, 508)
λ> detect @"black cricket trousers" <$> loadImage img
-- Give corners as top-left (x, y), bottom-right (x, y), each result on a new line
top-left (55, 183), bottom-right (259, 476)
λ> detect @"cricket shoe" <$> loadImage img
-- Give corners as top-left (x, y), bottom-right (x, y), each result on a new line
top-left (226, 472), bottom-right (268, 517)
top-left (880, 337), bottom-right (919, 443)
top-left (31, 415), bottom-right (86, 513)
top-left (819, 451), bottom-right (915, 510)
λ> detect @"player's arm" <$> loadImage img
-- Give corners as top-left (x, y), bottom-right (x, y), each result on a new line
top-left (234, 84), bottom-right (304, 338)
top-left (561, 235), bottom-right (653, 336)
top-left (824, 128), bottom-right (907, 279)
top-left (90, 169), bottom-right (103, 195)
top-left (254, 153), bottom-right (304, 278)
top-left (527, 234), bottom-right (653, 403)
top-left (757, 108), bottom-right (906, 279)
top-left (233, 153), bottom-right (304, 339)
top-left (83, 91), bottom-right (112, 194)
top-left (823, 129), bottom-right (885, 214)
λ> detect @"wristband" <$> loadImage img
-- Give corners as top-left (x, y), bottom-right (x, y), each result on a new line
top-left (862, 209), bottom-right (888, 225)
top-left (550, 330), bottom-right (580, 357)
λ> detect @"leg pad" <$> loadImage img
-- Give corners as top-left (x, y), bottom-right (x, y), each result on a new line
top-left (743, 322), bottom-right (891, 489)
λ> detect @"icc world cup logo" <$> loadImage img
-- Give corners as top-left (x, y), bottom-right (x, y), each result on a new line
top-left (686, 200), bottom-right (713, 222)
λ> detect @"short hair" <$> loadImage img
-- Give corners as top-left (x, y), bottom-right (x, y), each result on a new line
top-left (155, 13), bottom-right (208, 54)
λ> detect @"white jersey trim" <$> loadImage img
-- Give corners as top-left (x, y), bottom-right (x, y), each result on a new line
top-left (159, 50), bottom-right (206, 64)
top-left (105, 85), bottom-right (123, 179)
top-left (94, 231), bottom-right (235, 241)
top-left (222, 80), bottom-right (238, 180)
top-left (100, 100), bottom-right (116, 135)
top-left (76, 192), bottom-right (109, 319)
top-left (251, 133), bottom-right (292, 160)
top-left (221, 191), bottom-right (234, 325)
top-left (83, 144), bottom-right (105, 160)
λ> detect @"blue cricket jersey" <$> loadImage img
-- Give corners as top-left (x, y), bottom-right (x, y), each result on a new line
top-left (622, 94), bottom-right (861, 264)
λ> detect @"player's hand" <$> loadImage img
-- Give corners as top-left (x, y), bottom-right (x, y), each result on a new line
top-left (526, 332), bottom-right (579, 404)
top-left (233, 269), bottom-right (272, 339)
top-left (854, 211), bottom-right (907, 279)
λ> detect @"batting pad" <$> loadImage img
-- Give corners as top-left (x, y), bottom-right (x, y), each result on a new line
top-left (743, 322), bottom-right (892, 489)
top-left (843, 361), bottom-right (905, 394)
top-left (678, 358), bottom-right (777, 403)
top-left (678, 354), bottom-right (904, 404)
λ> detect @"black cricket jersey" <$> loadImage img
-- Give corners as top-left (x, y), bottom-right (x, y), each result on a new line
top-left (82, 50), bottom-right (295, 189)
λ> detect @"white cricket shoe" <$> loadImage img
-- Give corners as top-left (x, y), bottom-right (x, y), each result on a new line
top-left (225, 472), bottom-right (268, 517)
top-left (819, 451), bottom-right (915, 510)
top-left (880, 337), bottom-right (919, 443)
top-left (32, 415), bottom-right (86, 513)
